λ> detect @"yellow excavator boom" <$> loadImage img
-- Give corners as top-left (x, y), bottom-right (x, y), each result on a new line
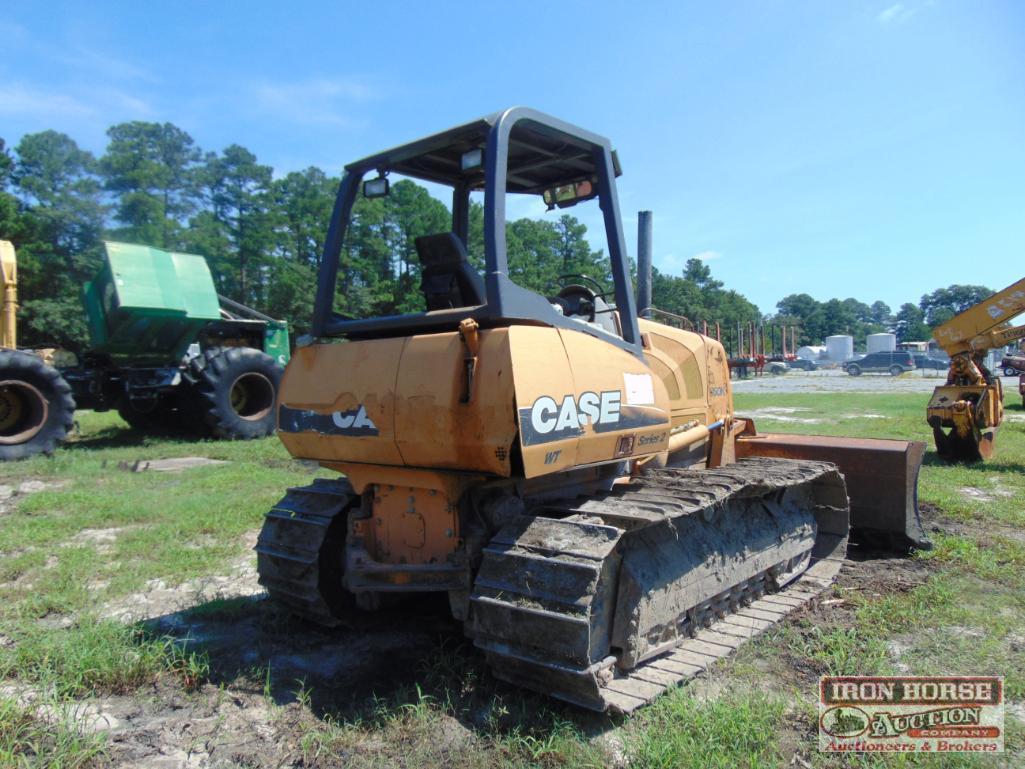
top-left (0, 240), bottom-right (16, 350)
top-left (932, 277), bottom-right (1025, 357)
top-left (928, 276), bottom-right (1025, 462)
top-left (982, 322), bottom-right (1025, 351)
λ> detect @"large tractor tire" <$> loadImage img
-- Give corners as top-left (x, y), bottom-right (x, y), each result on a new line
top-left (0, 349), bottom-right (75, 461)
top-left (187, 347), bottom-right (282, 439)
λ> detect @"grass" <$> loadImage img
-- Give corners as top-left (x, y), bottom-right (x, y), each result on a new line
top-left (0, 695), bottom-right (105, 769)
top-left (0, 394), bottom-right (1022, 766)
top-left (0, 617), bottom-right (208, 697)
top-left (627, 688), bottom-right (789, 769)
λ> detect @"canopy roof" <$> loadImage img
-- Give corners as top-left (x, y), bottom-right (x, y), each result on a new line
top-left (345, 110), bottom-right (608, 194)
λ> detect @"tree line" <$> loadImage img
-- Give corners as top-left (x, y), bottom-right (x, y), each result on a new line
top-left (0, 122), bottom-right (625, 349)
top-left (0, 120), bottom-right (990, 353)
top-left (772, 283), bottom-right (994, 348)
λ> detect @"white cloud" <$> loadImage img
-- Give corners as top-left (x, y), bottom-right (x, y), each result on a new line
top-left (876, 2), bottom-right (917, 25)
top-left (250, 77), bottom-right (378, 127)
top-left (58, 46), bottom-right (156, 83)
top-left (0, 83), bottom-right (94, 118)
top-left (0, 82), bottom-right (153, 123)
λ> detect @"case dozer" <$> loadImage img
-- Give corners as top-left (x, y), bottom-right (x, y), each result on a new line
top-left (257, 108), bottom-right (929, 712)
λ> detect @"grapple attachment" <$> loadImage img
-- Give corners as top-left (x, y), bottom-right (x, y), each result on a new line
top-left (736, 428), bottom-right (930, 551)
top-left (926, 383), bottom-right (1001, 462)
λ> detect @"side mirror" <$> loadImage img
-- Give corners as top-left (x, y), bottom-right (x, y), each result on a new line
top-left (363, 177), bottom-right (390, 198)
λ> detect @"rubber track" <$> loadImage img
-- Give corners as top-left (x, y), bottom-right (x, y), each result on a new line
top-left (471, 457), bottom-right (849, 712)
top-left (255, 478), bottom-right (355, 626)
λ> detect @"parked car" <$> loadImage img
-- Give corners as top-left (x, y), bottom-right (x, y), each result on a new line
top-left (844, 351), bottom-right (915, 376)
top-left (913, 354), bottom-right (949, 371)
top-left (787, 358), bottom-right (818, 371)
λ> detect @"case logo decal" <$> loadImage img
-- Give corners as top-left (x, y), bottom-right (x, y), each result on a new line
top-left (278, 404), bottom-right (380, 436)
top-left (518, 390), bottom-right (667, 446)
top-left (530, 391), bottom-right (621, 437)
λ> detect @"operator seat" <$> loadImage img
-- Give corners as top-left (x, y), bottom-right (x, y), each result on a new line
top-left (414, 233), bottom-right (486, 311)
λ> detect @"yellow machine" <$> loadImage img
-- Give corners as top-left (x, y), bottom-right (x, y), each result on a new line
top-left (0, 241), bottom-right (75, 460)
top-left (257, 109), bottom-right (928, 711)
top-left (927, 277), bottom-right (1025, 461)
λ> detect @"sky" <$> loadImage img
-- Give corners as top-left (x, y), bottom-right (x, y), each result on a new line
top-left (1, 0), bottom-right (1023, 316)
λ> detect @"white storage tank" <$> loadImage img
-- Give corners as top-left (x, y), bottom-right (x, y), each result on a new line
top-left (796, 345), bottom-right (826, 360)
top-left (826, 335), bottom-right (854, 361)
top-left (866, 333), bottom-right (896, 353)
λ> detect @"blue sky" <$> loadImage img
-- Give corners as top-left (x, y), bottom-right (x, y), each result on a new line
top-left (2, 1), bottom-right (1022, 316)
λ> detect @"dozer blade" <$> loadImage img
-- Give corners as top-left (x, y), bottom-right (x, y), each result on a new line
top-left (736, 432), bottom-right (930, 551)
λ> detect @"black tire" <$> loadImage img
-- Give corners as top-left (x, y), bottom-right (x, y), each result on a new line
top-left (847, 364), bottom-right (861, 376)
top-left (187, 347), bottom-right (283, 440)
top-left (1006, 366), bottom-right (1019, 377)
top-left (0, 349), bottom-right (75, 461)
top-left (889, 365), bottom-right (903, 376)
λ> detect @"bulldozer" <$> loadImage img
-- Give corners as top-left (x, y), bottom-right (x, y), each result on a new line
top-left (0, 239), bottom-right (290, 461)
top-left (927, 276), bottom-right (1025, 461)
top-left (257, 108), bottom-right (929, 712)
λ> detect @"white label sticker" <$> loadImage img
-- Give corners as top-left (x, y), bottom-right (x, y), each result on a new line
top-left (623, 373), bottom-right (655, 406)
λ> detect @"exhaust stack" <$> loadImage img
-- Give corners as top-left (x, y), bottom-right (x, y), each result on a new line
top-left (636, 210), bottom-right (652, 318)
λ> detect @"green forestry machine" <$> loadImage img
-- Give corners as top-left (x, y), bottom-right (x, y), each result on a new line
top-left (0, 240), bottom-right (290, 461)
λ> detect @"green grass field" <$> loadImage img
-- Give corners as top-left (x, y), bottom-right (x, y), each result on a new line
top-left (0, 394), bottom-right (1022, 767)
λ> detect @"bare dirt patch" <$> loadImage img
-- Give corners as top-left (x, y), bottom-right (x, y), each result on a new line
top-left (102, 532), bottom-right (263, 623)
top-left (118, 456), bottom-right (230, 473)
top-left (886, 636), bottom-right (914, 673)
top-left (66, 527), bottom-right (129, 554)
top-left (959, 484), bottom-right (1014, 504)
top-left (930, 515), bottom-right (1025, 546)
top-left (777, 539), bottom-right (937, 686)
top-left (0, 479), bottom-right (69, 515)
top-left (741, 407), bottom-right (825, 424)
top-left (92, 596), bottom-right (464, 768)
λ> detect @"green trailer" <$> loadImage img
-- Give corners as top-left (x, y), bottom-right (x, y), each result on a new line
top-left (58, 242), bottom-right (291, 442)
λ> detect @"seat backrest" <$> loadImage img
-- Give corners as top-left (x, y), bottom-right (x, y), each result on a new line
top-left (414, 233), bottom-right (486, 311)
